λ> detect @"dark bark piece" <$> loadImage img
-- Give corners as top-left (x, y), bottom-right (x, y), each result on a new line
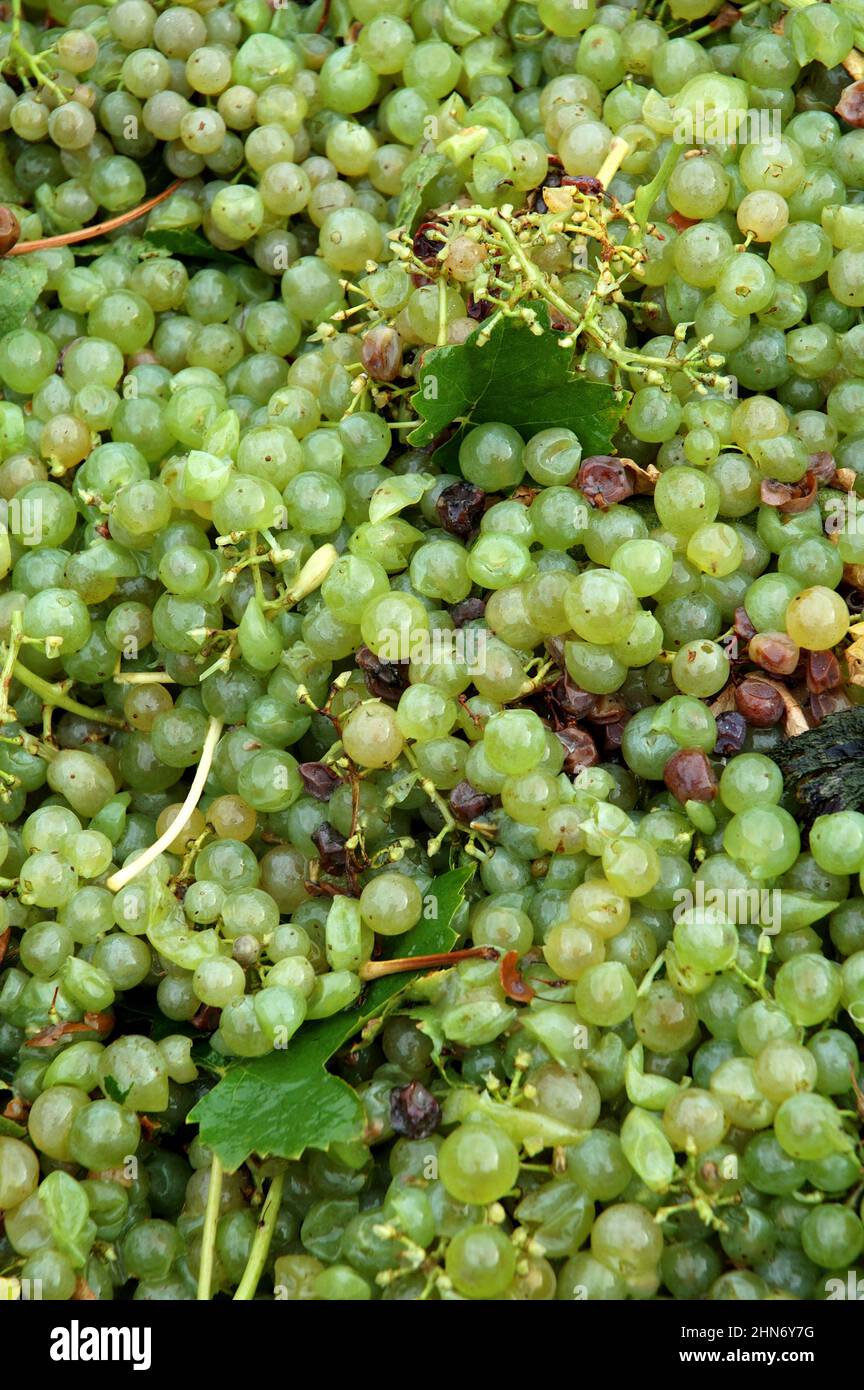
top-left (772, 707), bottom-right (864, 815)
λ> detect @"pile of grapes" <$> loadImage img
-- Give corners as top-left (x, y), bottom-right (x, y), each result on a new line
top-left (1, 0), bottom-right (864, 1305)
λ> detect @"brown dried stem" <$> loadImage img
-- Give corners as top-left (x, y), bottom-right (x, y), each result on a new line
top-left (6, 179), bottom-right (184, 256)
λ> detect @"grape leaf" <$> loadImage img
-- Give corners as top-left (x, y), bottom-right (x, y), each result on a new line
top-left (395, 152), bottom-right (447, 234)
top-left (0, 257), bottom-right (48, 337)
top-left (143, 230), bottom-right (247, 266)
top-left (408, 303), bottom-right (626, 462)
top-left (189, 866), bottom-right (473, 1170)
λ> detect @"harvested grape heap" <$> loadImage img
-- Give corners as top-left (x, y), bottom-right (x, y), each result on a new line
top-left (3, 0), bottom-right (864, 1307)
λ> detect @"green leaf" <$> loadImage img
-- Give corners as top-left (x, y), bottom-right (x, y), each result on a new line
top-left (0, 257), bottom-right (48, 337)
top-left (189, 866), bottom-right (473, 1170)
top-left (38, 1170), bottom-right (97, 1269)
top-left (408, 303), bottom-right (626, 459)
top-left (395, 152), bottom-right (447, 234)
top-left (143, 230), bottom-right (246, 266)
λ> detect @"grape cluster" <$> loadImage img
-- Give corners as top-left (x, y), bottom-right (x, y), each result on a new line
top-left (0, 0), bottom-right (863, 1307)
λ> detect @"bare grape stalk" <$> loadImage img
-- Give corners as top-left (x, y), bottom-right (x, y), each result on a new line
top-left (106, 716), bottom-right (223, 893)
top-left (342, 136), bottom-right (728, 396)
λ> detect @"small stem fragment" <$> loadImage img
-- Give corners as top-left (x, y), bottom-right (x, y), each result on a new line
top-left (359, 946), bottom-right (497, 982)
top-left (8, 180), bottom-right (185, 255)
top-left (197, 1153), bottom-right (223, 1302)
top-left (106, 717), bottom-right (223, 892)
top-left (11, 660), bottom-right (125, 729)
top-left (0, 612), bottom-right (22, 724)
top-left (595, 137), bottom-right (631, 189)
top-left (233, 1171), bottom-right (285, 1302)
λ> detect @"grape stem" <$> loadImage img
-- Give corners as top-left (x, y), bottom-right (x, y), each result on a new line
top-left (732, 962), bottom-right (771, 1002)
top-left (359, 946), bottom-right (497, 982)
top-left (632, 141), bottom-right (683, 230)
top-left (10, 659), bottom-right (125, 729)
top-left (638, 952), bottom-right (668, 996)
top-left (196, 1152), bottom-right (223, 1301)
top-left (595, 135), bottom-right (632, 190)
top-left (685, 0), bottom-right (766, 40)
top-left (401, 744), bottom-right (457, 856)
top-left (6, 179), bottom-right (184, 256)
top-left (105, 716), bottom-right (223, 893)
top-left (0, 612), bottom-right (23, 725)
top-left (233, 1171), bottom-right (284, 1301)
top-left (7, 0), bottom-right (66, 101)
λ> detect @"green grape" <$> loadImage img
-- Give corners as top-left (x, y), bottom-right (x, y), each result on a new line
top-left (438, 1122), bottom-right (520, 1204)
